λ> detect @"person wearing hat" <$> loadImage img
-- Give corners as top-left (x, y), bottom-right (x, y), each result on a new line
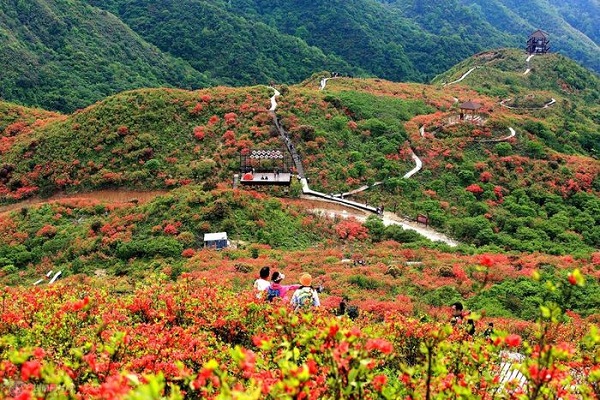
top-left (291, 273), bottom-right (321, 310)
top-left (266, 271), bottom-right (300, 301)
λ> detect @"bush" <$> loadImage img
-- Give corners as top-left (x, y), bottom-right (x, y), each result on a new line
top-left (348, 275), bottom-right (381, 290)
top-left (115, 237), bottom-right (183, 260)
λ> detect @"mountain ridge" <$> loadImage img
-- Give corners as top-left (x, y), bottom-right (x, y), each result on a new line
top-left (1, 0), bottom-right (599, 112)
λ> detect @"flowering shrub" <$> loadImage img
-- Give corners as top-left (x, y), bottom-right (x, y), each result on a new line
top-left (0, 270), bottom-right (597, 399)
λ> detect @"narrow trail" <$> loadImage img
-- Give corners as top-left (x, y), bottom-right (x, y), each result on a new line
top-left (319, 77), bottom-right (329, 90)
top-left (267, 82), bottom-right (455, 245)
top-left (0, 190), bottom-right (167, 217)
top-left (476, 127), bottom-right (516, 143)
top-left (295, 197), bottom-right (458, 247)
top-left (403, 149), bottom-right (422, 178)
top-left (443, 67), bottom-right (478, 86)
top-left (499, 97), bottom-right (556, 110)
top-left (524, 54), bottom-right (534, 75)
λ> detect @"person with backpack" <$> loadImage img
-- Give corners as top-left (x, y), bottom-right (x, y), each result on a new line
top-left (290, 273), bottom-right (320, 310)
top-left (335, 297), bottom-right (359, 320)
top-left (265, 271), bottom-right (299, 302)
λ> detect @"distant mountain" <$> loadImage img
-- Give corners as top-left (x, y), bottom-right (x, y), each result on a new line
top-left (85, 0), bottom-right (359, 86)
top-left (0, 0), bottom-right (210, 112)
top-left (1, 0), bottom-right (598, 113)
top-left (76, 0), bottom-right (600, 82)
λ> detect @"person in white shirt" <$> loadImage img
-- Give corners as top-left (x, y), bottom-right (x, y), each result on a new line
top-left (253, 266), bottom-right (271, 298)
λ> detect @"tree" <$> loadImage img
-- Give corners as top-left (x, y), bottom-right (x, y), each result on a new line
top-left (364, 215), bottom-right (385, 242)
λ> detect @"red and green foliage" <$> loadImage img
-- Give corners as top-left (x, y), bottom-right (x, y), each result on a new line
top-left (0, 270), bottom-right (598, 399)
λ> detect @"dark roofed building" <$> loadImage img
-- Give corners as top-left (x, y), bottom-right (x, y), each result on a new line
top-left (526, 30), bottom-right (550, 54)
top-left (459, 100), bottom-right (483, 122)
top-left (459, 101), bottom-right (482, 111)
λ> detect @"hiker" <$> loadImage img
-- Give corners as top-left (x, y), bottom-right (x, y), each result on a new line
top-left (451, 302), bottom-right (476, 336)
top-left (483, 322), bottom-right (494, 341)
top-left (450, 302), bottom-right (465, 326)
top-left (265, 271), bottom-right (299, 302)
top-left (336, 298), bottom-right (359, 320)
top-left (466, 318), bottom-right (476, 336)
top-left (254, 266), bottom-right (271, 298)
top-left (290, 273), bottom-right (320, 310)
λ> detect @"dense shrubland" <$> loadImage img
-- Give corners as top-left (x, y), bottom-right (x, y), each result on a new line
top-left (1, 51), bottom-right (599, 255)
top-left (0, 268), bottom-right (598, 399)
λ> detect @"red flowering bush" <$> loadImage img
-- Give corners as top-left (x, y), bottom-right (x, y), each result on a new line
top-left (0, 270), bottom-right (596, 399)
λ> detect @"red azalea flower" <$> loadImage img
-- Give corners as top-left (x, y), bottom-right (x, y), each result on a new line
top-left (21, 360), bottom-right (41, 381)
top-left (505, 334), bottom-right (522, 347)
top-left (372, 374), bottom-right (387, 391)
top-left (366, 338), bottom-right (393, 354)
top-left (479, 254), bottom-right (494, 268)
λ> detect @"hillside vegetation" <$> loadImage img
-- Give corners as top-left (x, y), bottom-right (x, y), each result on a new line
top-left (0, 48), bottom-right (599, 398)
top-left (0, 0), bottom-right (210, 112)
top-left (2, 0), bottom-right (599, 112)
top-left (1, 50), bottom-right (599, 255)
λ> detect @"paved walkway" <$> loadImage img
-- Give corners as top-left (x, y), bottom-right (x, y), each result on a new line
top-left (443, 67), bottom-right (478, 86)
top-left (499, 98), bottom-right (556, 110)
top-left (267, 84), bottom-right (455, 246)
top-left (476, 127), bottom-right (516, 143)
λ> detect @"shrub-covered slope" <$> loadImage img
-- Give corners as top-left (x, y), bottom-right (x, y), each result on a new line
top-left (1, 51), bottom-right (599, 254)
top-left (1, 271), bottom-right (598, 398)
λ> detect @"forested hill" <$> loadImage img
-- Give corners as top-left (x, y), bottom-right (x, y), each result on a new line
top-left (1, 47), bottom-right (599, 254)
top-left (0, 0), bottom-right (211, 113)
top-left (1, 0), bottom-right (599, 113)
top-left (89, 0), bottom-right (599, 80)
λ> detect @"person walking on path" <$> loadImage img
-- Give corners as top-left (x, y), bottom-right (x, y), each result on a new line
top-left (291, 273), bottom-right (320, 310)
top-left (254, 266), bottom-right (271, 298)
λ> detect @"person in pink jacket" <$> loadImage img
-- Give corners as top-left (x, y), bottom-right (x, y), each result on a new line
top-left (266, 271), bottom-right (299, 301)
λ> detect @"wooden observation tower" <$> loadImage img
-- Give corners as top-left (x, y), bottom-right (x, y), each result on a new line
top-left (526, 30), bottom-right (550, 54)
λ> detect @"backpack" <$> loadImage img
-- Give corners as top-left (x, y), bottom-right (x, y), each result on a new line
top-left (294, 287), bottom-right (314, 310)
top-left (347, 305), bottom-right (359, 320)
top-left (266, 286), bottom-right (281, 302)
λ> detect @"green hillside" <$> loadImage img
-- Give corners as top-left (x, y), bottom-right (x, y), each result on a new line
top-left (432, 49), bottom-right (600, 156)
top-left (462, 0), bottom-right (600, 72)
top-left (1, 50), bottom-right (599, 255)
top-left (1, 0), bottom-right (599, 113)
top-left (0, 0), bottom-right (210, 112)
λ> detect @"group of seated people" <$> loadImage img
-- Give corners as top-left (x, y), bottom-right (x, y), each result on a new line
top-left (253, 266), bottom-right (320, 310)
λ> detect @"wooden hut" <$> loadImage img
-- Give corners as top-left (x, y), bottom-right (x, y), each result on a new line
top-left (459, 100), bottom-right (482, 121)
top-left (526, 30), bottom-right (550, 54)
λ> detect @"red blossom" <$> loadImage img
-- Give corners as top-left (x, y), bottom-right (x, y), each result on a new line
top-left (365, 338), bottom-right (393, 354)
top-left (465, 184), bottom-right (484, 195)
top-left (372, 374), bottom-right (387, 391)
top-left (182, 248), bottom-right (196, 258)
top-left (505, 334), bottom-right (522, 347)
top-left (21, 360), bottom-right (42, 381)
top-left (478, 254), bottom-right (494, 268)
